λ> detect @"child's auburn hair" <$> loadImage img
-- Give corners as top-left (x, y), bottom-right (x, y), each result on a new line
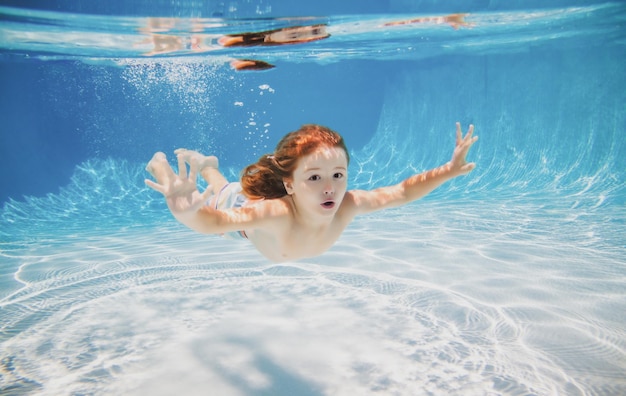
top-left (241, 124), bottom-right (349, 200)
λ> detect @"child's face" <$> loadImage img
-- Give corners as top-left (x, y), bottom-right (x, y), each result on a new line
top-left (284, 146), bottom-right (348, 217)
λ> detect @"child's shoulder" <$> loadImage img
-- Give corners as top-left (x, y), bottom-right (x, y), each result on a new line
top-left (244, 196), bottom-right (295, 233)
top-left (338, 190), bottom-right (364, 212)
top-left (343, 189), bottom-right (370, 203)
top-left (248, 195), bottom-right (293, 215)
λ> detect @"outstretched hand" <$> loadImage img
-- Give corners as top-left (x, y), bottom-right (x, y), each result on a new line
top-left (145, 152), bottom-right (212, 217)
top-left (449, 122), bottom-right (478, 176)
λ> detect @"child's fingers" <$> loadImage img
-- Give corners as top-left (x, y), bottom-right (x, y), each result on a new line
top-left (200, 185), bottom-right (213, 202)
top-left (456, 122), bottom-right (462, 145)
top-left (462, 162), bottom-right (476, 173)
top-left (174, 148), bottom-right (191, 165)
top-left (188, 158), bottom-right (198, 181)
top-left (177, 155), bottom-right (188, 179)
top-left (145, 179), bottom-right (166, 194)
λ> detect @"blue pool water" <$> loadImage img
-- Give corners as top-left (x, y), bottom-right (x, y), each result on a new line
top-left (1, 2), bottom-right (625, 395)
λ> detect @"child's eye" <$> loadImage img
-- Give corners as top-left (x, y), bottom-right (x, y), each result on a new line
top-left (309, 175), bottom-right (320, 181)
top-left (334, 173), bottom-right (344, 179)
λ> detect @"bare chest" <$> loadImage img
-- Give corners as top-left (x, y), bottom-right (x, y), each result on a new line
top-left (252, 220), bottom-right (348, 262)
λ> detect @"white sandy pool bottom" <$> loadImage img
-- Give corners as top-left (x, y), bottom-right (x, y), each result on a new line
top-left (1, 201), bottom-right (625, 395)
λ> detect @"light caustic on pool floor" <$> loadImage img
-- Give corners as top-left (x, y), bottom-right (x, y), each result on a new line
top-left (1, 203), bottom-right (625, 395)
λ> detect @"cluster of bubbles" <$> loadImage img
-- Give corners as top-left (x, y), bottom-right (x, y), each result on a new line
top-left (117, 57), bottom-right (234, 157)
top-left (231, 83), bottom-right (276, 160)
top-left (119, 57), bottom-right (225, 115)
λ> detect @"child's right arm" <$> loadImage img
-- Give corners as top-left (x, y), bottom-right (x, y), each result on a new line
top-left (145, 154), bottom-right (220, 233)
top-left (145, 153), bottom-right (286, 235)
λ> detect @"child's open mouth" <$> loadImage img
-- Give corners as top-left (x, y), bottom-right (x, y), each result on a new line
top-left (321, 200), bottom-right (335, 209)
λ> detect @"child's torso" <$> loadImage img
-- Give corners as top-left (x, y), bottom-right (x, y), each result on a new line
top-left (246, 201), bottom-right (353, 262)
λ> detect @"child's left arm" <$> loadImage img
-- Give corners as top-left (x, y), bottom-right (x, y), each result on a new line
top-left (401, 122), bottom-right (477, 201)
top-left (347, 122), bottom-right (478, 214)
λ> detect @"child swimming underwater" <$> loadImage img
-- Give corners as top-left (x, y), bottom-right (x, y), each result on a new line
top-left (145, 123), bottom-right (478, 262)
